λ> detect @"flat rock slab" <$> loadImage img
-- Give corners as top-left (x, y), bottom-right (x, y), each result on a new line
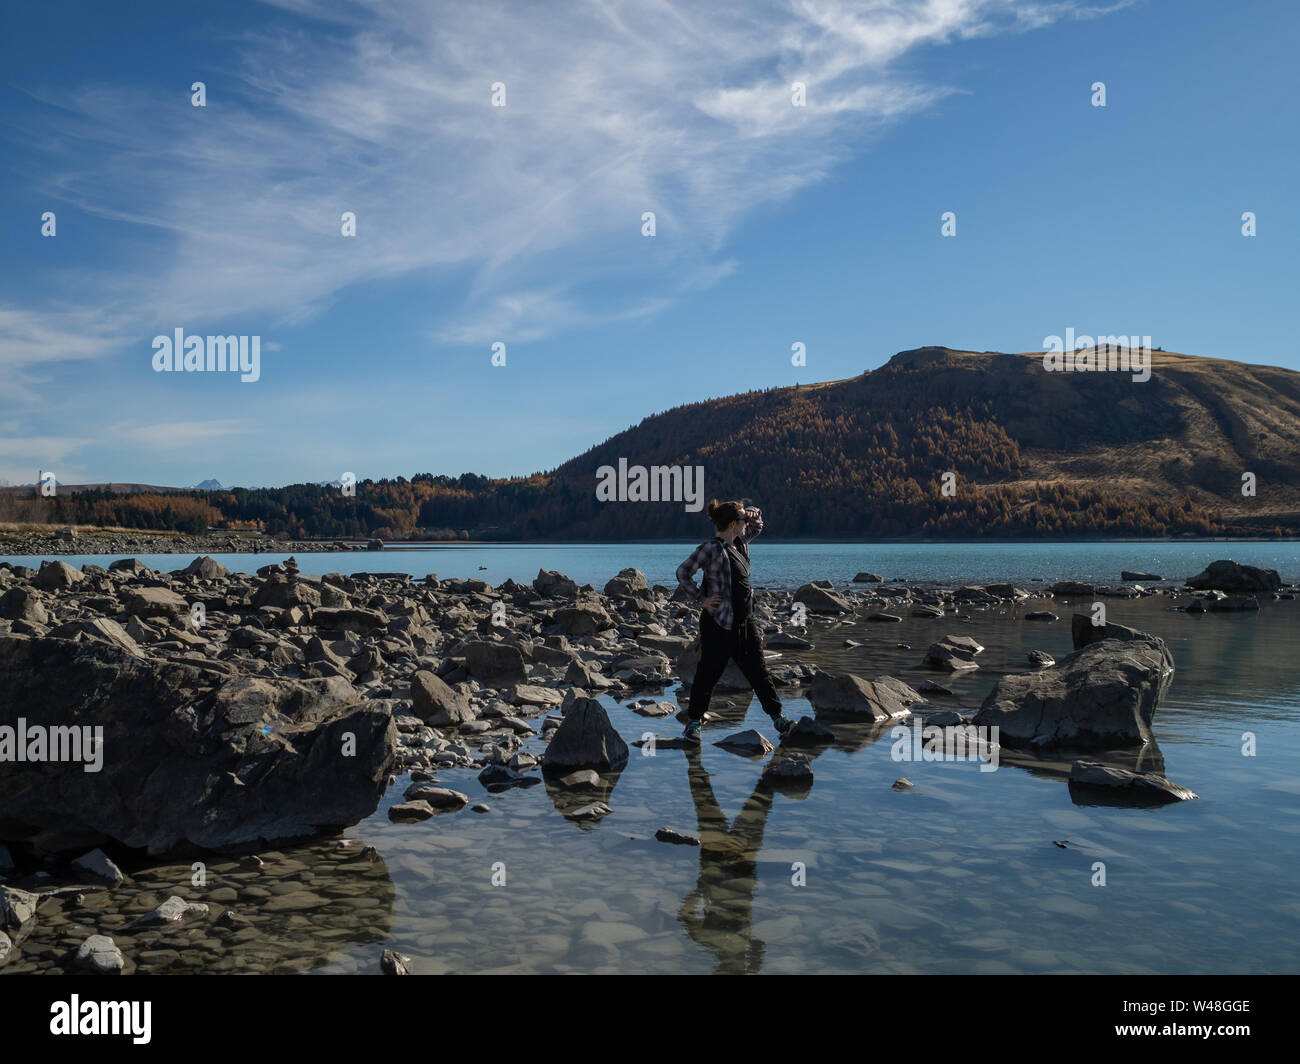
top-left (389, 800), bottom-right (436, 822)
top-left (564, 802), bottom-right (613, 822)
top-left (511, 683), bottom-right (565, 706)
top-left (401, 784), bottom-right (469, 810)
top-left (766, 632), bottom-right (814, 648)
top-left (1068, 759), bottom-right (1197, 804)
top-left (655, 827), bottom-right (700, 846)
top-left (632, 735), bottom-right (697, 750)
top-left (558, 769), bottom-right (601, 788)
top-left (628, 701), bottom-right (677, 717)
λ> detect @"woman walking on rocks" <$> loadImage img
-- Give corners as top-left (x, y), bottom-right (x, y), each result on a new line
top-left (676, 500), bottom-right (794, 742)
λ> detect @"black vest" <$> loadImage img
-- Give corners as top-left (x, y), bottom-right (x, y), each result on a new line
top-left (725, 540), bottom-right (751, 625)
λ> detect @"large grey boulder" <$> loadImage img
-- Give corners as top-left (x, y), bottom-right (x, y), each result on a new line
top-left (552, 603), bottom-right (614, 637)
top-left (463, 640), bottom-right (527, 686)
top-left (410, 669), bottom-right (474, 726)
top-left (0, 587), bottom-right (47, 624)
top-left (1186, 559), bottom-right (1281, 593)
top-left (540, 698), bottom-right (629, 773)
top-left (181, 556), bottom-right (229, 580)
top-left (793, 583), bottom-right (853, 613)
top-left (33, 560), bottom-right (83, 590)
top-left (533, 568), bottom-right (579, 598)
top-left (122, 586), bottom-right (189, 621)
top-left (603, 568), bottom-right (649, 599)
top-left (974, 627), bottom-right (1173, 749)
top-left (808, 673), bottom-right (919, 722)
top-left (0, 635), bottom-right (396, 854)
top-left (252, 576), bottom-right (321, 609)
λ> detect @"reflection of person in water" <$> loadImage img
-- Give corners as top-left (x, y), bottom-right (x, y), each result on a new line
top-left (677, 740), bottom-right (772, 973)
top-left (676, 743), bottom-right (817, 974)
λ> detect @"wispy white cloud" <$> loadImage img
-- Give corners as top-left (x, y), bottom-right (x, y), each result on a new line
top-left (110, 419), bottom-right (252, 450)
top-left (0, 435), bottom-right (95, 487)
top-left (5, 0), bottom-right (1123, 380)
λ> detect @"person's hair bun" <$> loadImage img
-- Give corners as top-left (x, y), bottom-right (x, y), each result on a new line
top-left (706, 498), bottom-right (721, 520)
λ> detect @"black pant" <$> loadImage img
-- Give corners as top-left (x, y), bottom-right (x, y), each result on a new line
top-left (687, 611), bottom-right (782, 721)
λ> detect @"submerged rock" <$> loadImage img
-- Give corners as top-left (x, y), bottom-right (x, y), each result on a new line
top-left (1068, 759), bottom-right (1197, 804)
top-left (564, 802), bottom-right (613, 822)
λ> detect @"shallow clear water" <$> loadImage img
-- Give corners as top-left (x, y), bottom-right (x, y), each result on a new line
top-left (4, 545), bottom-right (1298, 974)
top-left (6, 539), bottom-right (1299, 590)
top-left (303, 595), bottom-right (1297, 975)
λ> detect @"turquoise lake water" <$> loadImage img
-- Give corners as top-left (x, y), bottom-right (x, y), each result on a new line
top-left (8, 538), bottom-right (1299, 588)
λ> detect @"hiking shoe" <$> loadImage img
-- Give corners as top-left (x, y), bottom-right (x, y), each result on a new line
top-left (773, 713), bottom-right (796, 737)
top-left (682, 719), bottom-right (702, 742)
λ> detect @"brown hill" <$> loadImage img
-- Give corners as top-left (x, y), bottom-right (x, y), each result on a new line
top-left (546, 345), bottom-right (1300, 537)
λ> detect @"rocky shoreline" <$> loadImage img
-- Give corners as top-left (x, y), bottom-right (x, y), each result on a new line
top-left (0, 527), bottom-right (371, 557)
top-left (0, 554), bottom-right (1291, 973)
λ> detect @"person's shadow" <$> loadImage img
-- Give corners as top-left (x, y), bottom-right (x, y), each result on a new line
top-left (675, 736), bottom-right (825, 974)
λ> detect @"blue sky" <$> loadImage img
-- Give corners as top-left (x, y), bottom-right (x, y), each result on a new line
top-left (1, 0), bottom-right (1296, 488)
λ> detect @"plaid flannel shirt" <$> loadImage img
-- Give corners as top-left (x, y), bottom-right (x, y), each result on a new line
top-left (675, 508), bottom-right (763, 631)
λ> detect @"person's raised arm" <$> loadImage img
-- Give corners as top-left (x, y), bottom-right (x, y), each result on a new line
top-left (739, 505), bottom-right (764, 544)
